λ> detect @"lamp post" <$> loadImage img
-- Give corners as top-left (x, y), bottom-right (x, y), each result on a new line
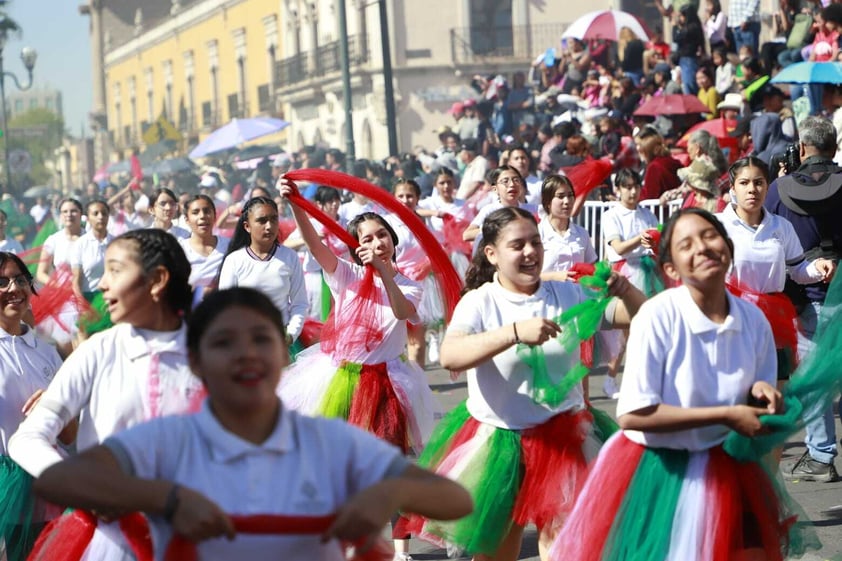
top-left (0, 37), bottom-right (37, 195)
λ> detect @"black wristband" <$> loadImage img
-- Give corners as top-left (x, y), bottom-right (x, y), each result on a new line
top-left (163, 484), bottom-right (181, 522)
top-left (512, 322), bottom-right (520, 344)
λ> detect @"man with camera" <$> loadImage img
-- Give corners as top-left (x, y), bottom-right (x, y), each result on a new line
top-left (766, 115), bottom-right (842, 483)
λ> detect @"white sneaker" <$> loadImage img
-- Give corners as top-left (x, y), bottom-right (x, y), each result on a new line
top-left (427, 332), bottom-right (440, 364)
top-left (603, 376), bottom-right (620, 399)
top-left (393, 553), bottom-right (413, 561)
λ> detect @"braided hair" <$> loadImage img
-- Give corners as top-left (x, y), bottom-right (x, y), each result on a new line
top-left (112, 229), bottom-right (193, 318)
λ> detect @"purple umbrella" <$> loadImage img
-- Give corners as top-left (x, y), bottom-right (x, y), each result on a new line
top-left (189, 117), bottom-right (290, 159)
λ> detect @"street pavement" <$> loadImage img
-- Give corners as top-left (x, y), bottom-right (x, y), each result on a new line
top-left (401, 365), bottom-right (842, 561)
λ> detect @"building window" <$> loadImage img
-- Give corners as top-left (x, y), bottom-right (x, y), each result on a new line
top-left (124, 125), bottom-right (132, 144)
top-left (257, 84), bottom-right (271, 113)
top-left (469, 0), bottom-right (513, 56)
top-left (227, 93), bottom-right (240, 120)
top-left (29, 99), bottom-right (37, 110)
top-left (202, 101), bottom-right (213, 127)
top-left (14, 99), bottom-right (23, 112)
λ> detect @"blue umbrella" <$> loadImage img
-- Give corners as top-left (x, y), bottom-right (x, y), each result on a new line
top-left (148, 157), bottom-right (196, 175)
top-left (189, 117), bottom-right (290, 159)
top-left (771, 61), bottom-right (842, 84)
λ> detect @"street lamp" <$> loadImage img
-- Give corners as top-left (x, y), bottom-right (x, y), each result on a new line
top-left (0, 38), bottom-right (37, 195)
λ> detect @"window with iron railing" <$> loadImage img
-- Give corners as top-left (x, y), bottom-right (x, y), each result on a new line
top-left (273, 34), bottom-right (369, 89)
top-left (449, 23), bottom-right (567, 65)
top-left (202, 101), bottom-right (213, 127)
top-left (257, 84), bottom-right (271, 113)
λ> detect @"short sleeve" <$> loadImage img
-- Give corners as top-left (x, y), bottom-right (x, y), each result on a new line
top-left (103, 417), bottom-right (178, 479)
top-left (446, 289), bottom-right (484, 335)
top-left (780, 218), bottom-right (806, 264)
top-left (217, 253), bottom-right (239, 290)
top-left (324, 258), bottom-right (360, 295)
top-left (601, 209), bottom-right (622, 243)
top-left (69, 240), bottom-right (83, 268)
top-left (332, 420), bottom-right (408, 495)
top-left (616, 301), bottom-right (668, 416)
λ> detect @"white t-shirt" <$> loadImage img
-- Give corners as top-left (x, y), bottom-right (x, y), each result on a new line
top-left (617, 286), bottom-right (776, 451)
top-left (469, 202), bottom-right (539, 228)
top-left (337, 200), bottom-right (381, 225)
top-left (108, 211), bottom-right (146, 237)
top-left (417, 197), bottom-right (466, 235)
top-left (179, 236), bottom-right (231, 289)
top-left (164, 224), bottom-right (191, 240)
top-left (42, 230), bottom-right (80, 270)
top-left (716, 204), bottom-right (820, 293)
top-left (0, 237), bottom-right (24, 254)
top-left (0, 324), bottom-right (62, 454)
top-left (217, 245), bottom-right (309, 341)
top-left (524, 175), bottom-right (543, 206)
top-left (324, 259), bottom-right (422, 364)
top-left (70, 231), bottom-right (113, 293)
top-left (457, 156), bottom-right (490, 200)
top-left (448, 277), bottom-right (615, 430)
top-left (539, 219), bottom-right (597, 273)
top-left (601, 203), bottom-right (659, 263)
top-left (103, 403), bottom-right (407, 561)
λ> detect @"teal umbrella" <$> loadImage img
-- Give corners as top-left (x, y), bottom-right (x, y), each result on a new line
top-left (771, 61), bottom-right (842, 84)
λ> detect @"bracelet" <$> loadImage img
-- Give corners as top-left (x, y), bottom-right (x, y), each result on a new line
top-left (512, 322), bottom-right (521, 344)
top-left (163, 484), bottom-right (181, 522)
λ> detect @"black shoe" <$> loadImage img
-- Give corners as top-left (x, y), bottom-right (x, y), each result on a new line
top-left (784, 451), bottom-right (839, 482)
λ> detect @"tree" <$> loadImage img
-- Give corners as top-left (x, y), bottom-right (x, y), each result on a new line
top-left (8, 107), bottom-right (66, 185)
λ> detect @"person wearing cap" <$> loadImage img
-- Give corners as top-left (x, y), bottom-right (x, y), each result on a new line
top-left (456, 99), bottom-right (480, 141)
top-left (456, 138), bottom-right (489, 200)
top-left (677, 157), bottom-right (726, 212)
top-left (270, 153), bottom-right (292, 181)
top-left (717, 92), bottom-right (744, 121)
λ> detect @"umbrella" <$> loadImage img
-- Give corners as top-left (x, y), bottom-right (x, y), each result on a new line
top-left (634, 94), bottom-right (710, 116)
top-left (770, 61), bottom-right (842, 85)
top-left (189, 117), bottom-right (290, 159)
top-left (677, 117), bottom-right (738, 146)
top-left (562, 10), bottom-right (650, 42)
top-left (22, 186), bottom-right (55, 199)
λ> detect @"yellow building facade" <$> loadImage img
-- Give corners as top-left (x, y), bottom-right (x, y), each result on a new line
top-left (103, 0), bottom-right (283, 154)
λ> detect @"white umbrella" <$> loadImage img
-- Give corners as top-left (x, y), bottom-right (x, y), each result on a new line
top-left (562, 10), bottom-right (650, 42)
top-left (189, 117), bottom-right (290, 159)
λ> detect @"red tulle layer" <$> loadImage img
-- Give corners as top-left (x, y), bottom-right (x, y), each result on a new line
top-left (299, 318), bottom-right (324, 348)
top-left (702, 447), bottom-right (792, 561)
top-left (348, 362), bottom-right (410, 454)
top-left (726, 284), bottom-right (799, 355)
top-left (511, 409), bottom-right (591, 529)
top-left (441, 214), bottom-right (472, 257)
top-left (165, 514), bottom-right (393, 561)
top-left (551, 434), bottom-right (646, 561)
top-left (319, 267), bottom-right (385, 356)
top-left (27, 511), bottom-right (153, 561)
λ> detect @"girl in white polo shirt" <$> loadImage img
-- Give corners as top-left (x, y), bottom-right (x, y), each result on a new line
top-left (0, 252), bottom-right (65, 561)
top-left (716, 157), bottom-right (835, 381)
top-left (148, 188), bottom-right (190, 240)
top-left (217, 196), bottom-right (308, 349)
top-left (538, 175), bottom-right (598, 281)
top-left (404, 207), bottom-right (645, 561)
top-left (10, 229), bottom-right (206, 561)
top-left (71, 199), bottom-right (114, 336)
top-left (178, 195), bottom-right (230, 306)
top-left (551, 209), bottom-right (798, 561)
top-left (462, 166), bottom-right (539, 243)
top-left (29, 287), bottom-right (473, 561)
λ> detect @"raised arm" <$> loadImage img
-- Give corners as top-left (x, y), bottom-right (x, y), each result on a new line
top-left (278, 179), bottom-right (339, 275)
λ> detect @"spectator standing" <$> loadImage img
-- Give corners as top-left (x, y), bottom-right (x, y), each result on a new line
top-left (456, 138), bottom-right (490, 200)
top-left (560, 38), bottom-right (591, 95)
top-left (674, 5), bottom-right (706, 95)
top-left (506, 71), bottom-right (535, 129)
top-left (456, 99), bottom-right (481, 141)
top-left (704, 0), bottom-right (728, 52)
top-left (729, 0), bottom-right (762, 56)
top-left (618, 27), bottom-right (645, 86)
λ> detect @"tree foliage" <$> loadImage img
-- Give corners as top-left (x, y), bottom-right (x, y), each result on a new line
top-left (7, 108), bottom-right (66, 185)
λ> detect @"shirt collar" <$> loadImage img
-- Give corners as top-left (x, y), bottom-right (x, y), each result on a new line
top-left (721, 202), bottom-right (769, 231)
top-left (0, 323), bottom-right (38, 348)
top-left (677, 285), bottom-right (742, 334)
top-left (195, 399), bottom-right (293, 463)
top-left (125, 323), bottom-right (188, 360)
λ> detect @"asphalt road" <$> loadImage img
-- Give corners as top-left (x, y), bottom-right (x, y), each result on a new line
top-left (402, 366), bottom-right (842, 561)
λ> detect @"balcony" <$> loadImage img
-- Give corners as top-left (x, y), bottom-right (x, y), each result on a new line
top-left (274, 34), bottom-right (369, 89)
top-left (450, 23), bottom-right (568, 65)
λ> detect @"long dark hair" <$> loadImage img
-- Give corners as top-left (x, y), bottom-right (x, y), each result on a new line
top-left (223, 196), bottom-right (278, 258)
top-left (187, 287), bottom-right (286, 355)
top-left (463, 207), bottom-right (536, 292)
top-left (112, 229), bottom-right (193, 318)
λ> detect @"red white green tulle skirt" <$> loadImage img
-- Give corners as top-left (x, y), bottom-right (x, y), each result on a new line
top-left (277, 346), bottom-right (437, 454)
top-left (400, 402), bottom-right (604, 556)
top-left (550, 432), bottom-right (817, 561)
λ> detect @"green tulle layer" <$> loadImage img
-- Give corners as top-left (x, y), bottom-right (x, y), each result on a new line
top-left (417, 402), bottom-right (522, 555)
top-left (316, 361), bottom-right (362, 419)
top-left (602, 447), bottom-right (689, 561)
top-left (0, 456), bottom-right (36, 561)
top-left (589, 405), bottom-right (619, 443)
top-left (78, 291), bottom-right (113, 336)
top-left (517, 261), bottom-right (614, 407)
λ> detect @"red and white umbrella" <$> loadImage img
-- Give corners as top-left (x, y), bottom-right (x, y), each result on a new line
top-left (562, 10), bottom-right (650, 42)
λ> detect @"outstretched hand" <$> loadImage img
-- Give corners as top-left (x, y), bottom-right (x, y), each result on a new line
top-left (277, 177), bottom-right (301, 199)
top-left (170, 486), bottom-right (236, 543)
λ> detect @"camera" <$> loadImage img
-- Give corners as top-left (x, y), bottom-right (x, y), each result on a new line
top-left (783, 143), bottom-right (801, 175)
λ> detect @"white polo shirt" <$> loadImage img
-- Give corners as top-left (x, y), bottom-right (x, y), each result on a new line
top-left (103, 402), bottom-right (408, 561)
top-left (0, 238), bottom-right (24, 254)
top-left (42, 230), bottom-right (79, 269)
top-left (617, 286), bottom-right (776, 451)
top-left (539, 219), bottom-right (597, 273)
top-left (179, 236), bottom-right (231, 289)
top-left (448, 277), bottom-right (616, 430)
top-left (417, 197), bottom-right (465, 234)
top-left (70, 231), bottom-right (114, 293)
top-left (10, 323), bottom-right (204, 478)
top-left (0, 324), bottom-right (62, 454)
top-left (601, 203), bottom-right (658, 263)
top-left (716, 204), bottom-right (820, 293)
top-left (217, 245), bottom-right (309, 341)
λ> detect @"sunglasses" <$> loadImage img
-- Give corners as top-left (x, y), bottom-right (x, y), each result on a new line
top-left (0, 275), bottom-right (29, 290)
